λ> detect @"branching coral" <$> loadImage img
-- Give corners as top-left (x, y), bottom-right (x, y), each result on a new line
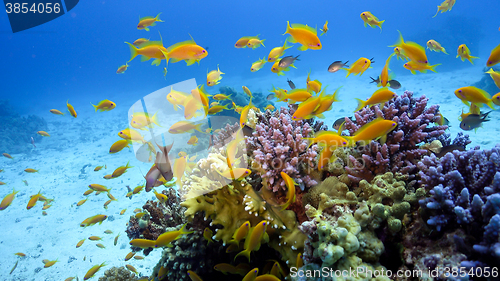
top-left (247, 105), bottom-right (320, 192)
top-left (343, 90), bottom-right (447, 184)
top-left (417, 145), bottom-right (500, 269)
top-left (126, 188), bottom-right (186, 254)
top-left (181, 179), bottom-right (306, 267)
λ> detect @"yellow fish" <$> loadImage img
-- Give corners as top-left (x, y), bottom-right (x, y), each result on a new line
top-left (393, 47), bottom-right (409, 61)
top-left (208, 104), bottom-right (231, 115)
top-left (155, 223), bottom-right (193, 248)
top-left (342, 57), bottom-right (373, 77)
top-left (129, 238), bottom-right (156, 248)
top-left (320, 20), bottom-right (328, 36)
top-left (247, 38), bottom-right (265, 49)
top-left (187, 270), bottom-right (203, 281)
top-left (167, 88), bottom-right (190, 111)
top-left (111, 161), bottom-right (133, 178)
top-left (91, 99), bottom-right (115, 112)
top-left (457, 44), bottom-right (479, 64)
top-left (67, 100), bottom-right (77, 118)
top-left (427, 40), bottom-right (448, 54)
top-left (433, 0), bottom-right (456, 18)
top-left (360, 11), bottom-right (385, 30)
top-left (454, 86), bottom-right (495, 109)
top-left (486, 43), bottom-right (500, 67)
top-left (125, 40), bottom-right (167, 66)
top-left (235, 220), bottom-right (268, 261)
top-left (118, 128), bottom-right (145, 143)
top-left (80, 214), bottom-right (107, 227)
top-left (280, 172), bottom-right (297, 210)
top-left (24, 168), bottom-right (39, 173)
top-left (133, 38), bottom-right (149, 46)
top-left (37, 131), bottom-right (50, 137)
top-left (109, 140), bottom-right (130, 154)
top-left (84, 262), bottom-right (107, 280)
top-left (234, 35), bottom-right (260, 48)
top-left (88, 184), bottom-right (111, 192)
top-left (207, 65), bottom-right (224, 86)
top-left (137, 13), bottom-right (163, 31)
top-left (492, 92), bottom-right (500, 106)
top-left (49, 109), bottom-right (64, 116)
top-left (0, 188), bottom-right (19, 210)
top-left (404, 61), bottom-right (441, 74)
top-left (169, 121), bottom-right (204, 134)
top-left (292, 91), bottom-right (324, 120)
top-left (187, 135), bottom-right (199, 146)
top-left (379, 53), bottom-right (395, 87)
top-left (278, 88), bottom-right (312, 103)
top-left (390, 31), bottom-right (428, 65)
top-left (267, 39), bottom-right (291, 62)
top-left (163, 37), bottom-right (208, 67)
top-left (116, 63), bottom-right (128, 74)
top-left (229, 221), bottom-right (251, 246)
top-left (486, 69), bottom-right (500, 89)
top-left (251, 58), bottom-right (267, 72)
top-left (350, 117), bottom-right (397, 144)
top-left (270, 58), bottom-right (294, 76)
top-left (283, 21), bottom-right (322, 51)
top-left (304, 131), bottom-right (349, 148)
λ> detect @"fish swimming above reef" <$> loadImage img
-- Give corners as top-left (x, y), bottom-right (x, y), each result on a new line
top-left (328, 61), bottom-right (349, 73)
top-left (333, 117), bottom-right (354, 131)
top-left (460, 111), bottom-right (491, 131)
top-left (370, 77), bottom-right (402, 90)
top-left (278, 55), bottom-right (300, 68)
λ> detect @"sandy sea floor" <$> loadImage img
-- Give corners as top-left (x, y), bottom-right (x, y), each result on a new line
top-left (0, 65), bottom-right (498, 280)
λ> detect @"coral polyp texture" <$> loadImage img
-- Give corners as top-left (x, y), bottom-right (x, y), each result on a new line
top-left (417, 145), bottom-right (500, 269)
top-left (247, 105), bottom-right (321, 192)
top-left (344, 90), bottom-right (447, 184)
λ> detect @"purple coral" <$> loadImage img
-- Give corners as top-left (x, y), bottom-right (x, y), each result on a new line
top-left (247, 105), bottom-right (318, 192)
top-left (344, 90), bottom-right (447, 183)
top-left (418, 145), bottom-right (500, 268)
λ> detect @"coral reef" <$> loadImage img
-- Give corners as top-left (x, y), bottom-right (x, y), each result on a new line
top-left (126, 188), bottom-right (186, 254)
top-left (418, 145), bottom-right (500, 269)
top-left (299, 172), bottom-right (423, 278)
top-left (0, 100), bottom-right (47, 154)
top-left (344, 90), bottom-right (447, 184)
top-left (181, 179), bottom-right (306, 267)
top-left (247, 105), bottom-right (320, 192)
top-left (98, 266), bottom-right (140, 281)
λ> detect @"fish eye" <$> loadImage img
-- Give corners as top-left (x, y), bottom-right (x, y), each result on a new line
top-left (202, 50), bottom-right (206, 53)
top-left (458, 90), bottom-right (462, 93)
top-left (317, 43), bottom-right (320, 46)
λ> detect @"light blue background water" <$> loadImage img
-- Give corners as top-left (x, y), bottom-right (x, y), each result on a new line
top-left (0, 0), bottom-right (498, 114)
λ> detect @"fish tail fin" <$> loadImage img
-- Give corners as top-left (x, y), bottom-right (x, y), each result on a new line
top-left (151, 111), bottom-right (161, 127)
top-left (179, 222), bottom-right (194, 235)
top-left (378, 20), bottom-right (385, 31)
top-left (155, 12), bottom-right (164, 22)
top-left (442, 47), bottom-right (448, 55)
top-left (486, 69), bottom-right (494, 74)
top-left (354, 98), bottom-right (366, 112)
top-left (125, 42), bottom-right (139, 62)
top-left (91, 103), bottom-right (98, 112)
top-left (234, 249), bottom-right (251, 262)
top-left (260, 39), bottom-right (266, 47)
top-left (283, 21), bottom-right (291, 35)
top-left (390, 30), bottom-right (404, 48)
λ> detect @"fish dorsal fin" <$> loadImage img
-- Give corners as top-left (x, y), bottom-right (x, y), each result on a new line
top-left (166, 39), bottom-right (196, 53)
top-left (290, 23), bottom-right (317, 35)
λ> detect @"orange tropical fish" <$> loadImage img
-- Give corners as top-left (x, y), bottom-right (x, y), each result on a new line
top-left (355, 88), bottom-right (397, 112)
top-left (283, 21), bottom-right (322, 51)
top-left (280, 172), bottom-right (297, 210)
top-left (342, 57), bottom-right (373, 77)
top-left (247, 37), bottom-right (265, 49)
top-left (49, 109), bottom-right (64, 116)
top-left (433, 0), bottom-right (456, 18)
top-left (360, 11), bottom-right (385, 30)
top-left (404, 60), bottom-right (441, 74)
top-left (207, 65), bottom-right (224, 86)
top-left (37, 131), bottom-right (50, 137)
top-left (251, 58), bottom-right (267, 72)
top-left (155, 223), bottom-right (193, 248)
top-left (389, 31), bottom-right (428, 65)
top-left (234, 35), bottom-right (260, 48)
top-left (0, 188), bottom-right (19, 210)
top-left (457, 44), bottom-right (479, 64)
top-left (454, 86), bottom-right (495, 109)
top-left (116, 63), bottom-right (128, 74)
top-left (427, 40), bottom-right (448, 54)
top-left (91, 99), bottom-right (115, 112)
top-left (163, 37), bottom-right (208, 67)
top-left (267, 39), bottom-right (291, 62)
top-left (350, 117), bottom-right (397, 144)
top-left (320, 20), bottom-right (328, 36)
top-left (125, 40), bottom-right (167, 66)
top-left (137, 13), bottom-right (163, 31)
top-left (67, 100), bottom-right (77, 118)
top-left (486, 43), bottom-right (500, 67)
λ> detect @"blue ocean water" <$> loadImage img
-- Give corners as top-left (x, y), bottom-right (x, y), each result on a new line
top-left (1, 0), bottom-right (498, 114)
top-left (1, 0), bottom-right (500, 280)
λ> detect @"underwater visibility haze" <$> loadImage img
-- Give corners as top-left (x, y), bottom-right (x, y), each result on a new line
top-left (1, 0), bottom-right (500, 280)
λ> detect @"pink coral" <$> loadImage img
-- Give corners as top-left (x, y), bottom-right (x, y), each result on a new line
top-left (248, 105), bottom-right (319, 192)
